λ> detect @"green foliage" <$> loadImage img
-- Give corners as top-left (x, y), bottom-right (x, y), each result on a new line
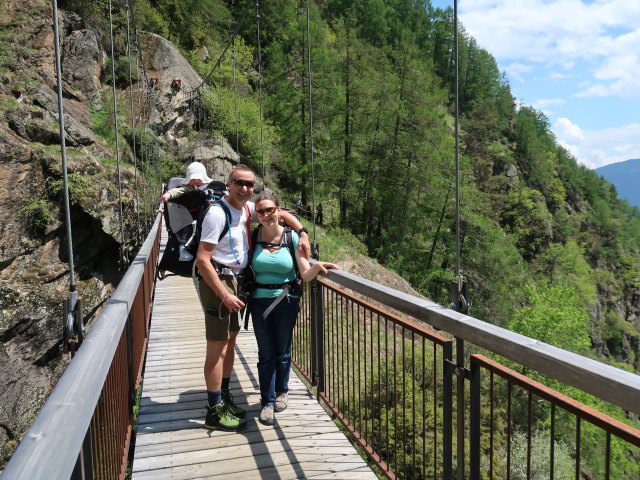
top-left (102, 55), bottom-right (137, 88)
top-left (199, 86), bottom-right (278, 167)
top-left (534, 240), bottom-right (597, 306)
top-left (502, 187), bottom-right (553, 259)
top-left (49, 173), bottom-right (93, 207)
top-left (18, 199), bottom-right (52, 237)
top-left (509, 431), bottom-right (574, 480)
top-left (509, 283), bottom-right (591, 354)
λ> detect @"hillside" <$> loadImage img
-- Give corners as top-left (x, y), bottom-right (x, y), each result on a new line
top-left (596, 158), bottom-right (640, 208)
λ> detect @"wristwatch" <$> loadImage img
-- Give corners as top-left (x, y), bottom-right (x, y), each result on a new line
top-left (297, 227), bottom-right (309, 235)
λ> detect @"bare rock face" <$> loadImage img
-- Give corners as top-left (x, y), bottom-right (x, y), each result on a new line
top-left (139, 32), bottom-right (204, 144)
top-left (61, 29), bottom-right (102, 102)
top-left (142, 32), bottom-right (203, 92)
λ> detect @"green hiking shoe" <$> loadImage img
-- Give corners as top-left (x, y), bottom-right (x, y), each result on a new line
top-left (204, 402), bottom-right (246, 431)
top-left (222, 389), bottom-right (246, 418)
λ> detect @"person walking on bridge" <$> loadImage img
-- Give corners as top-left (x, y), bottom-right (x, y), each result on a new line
top-left (195, 164), bottom-right (310, 431)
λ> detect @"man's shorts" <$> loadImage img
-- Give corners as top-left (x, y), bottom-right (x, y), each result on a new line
top-left (198, 275), bottom-right (241, 341)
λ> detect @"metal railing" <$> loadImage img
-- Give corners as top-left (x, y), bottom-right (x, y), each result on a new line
top-left (293, 270), bottom-right (640, 479)
top-left (2, 214), bottom-right (162, 480)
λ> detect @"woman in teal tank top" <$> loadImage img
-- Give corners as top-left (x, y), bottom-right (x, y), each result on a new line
top-left (250, 192), bottom-right (339, 426)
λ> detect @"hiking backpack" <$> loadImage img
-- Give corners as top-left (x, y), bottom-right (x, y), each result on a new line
top-left (158, 179), bottom-right (249, 278)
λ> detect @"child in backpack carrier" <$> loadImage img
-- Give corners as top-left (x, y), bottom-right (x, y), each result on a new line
top-left (160, 162), bottom-right (212, 261)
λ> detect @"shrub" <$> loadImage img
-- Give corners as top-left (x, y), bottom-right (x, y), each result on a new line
top-left (19, 199), bottom-right (51, 237)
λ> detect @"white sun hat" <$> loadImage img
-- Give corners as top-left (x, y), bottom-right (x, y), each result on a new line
top-left (183, 162), bottom-right (212, 184)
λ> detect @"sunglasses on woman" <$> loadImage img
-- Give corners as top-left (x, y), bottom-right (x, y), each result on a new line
top-left (256, 206), bottom-right (277, 216)
top-left (231, 179), bottom-right (255, 188)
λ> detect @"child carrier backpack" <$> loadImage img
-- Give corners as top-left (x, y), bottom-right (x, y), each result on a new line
top-left (158, 179), bottom-right (238, 278)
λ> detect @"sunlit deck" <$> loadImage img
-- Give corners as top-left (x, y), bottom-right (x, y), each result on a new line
top-left (131, 248), bottom-right (377, 479)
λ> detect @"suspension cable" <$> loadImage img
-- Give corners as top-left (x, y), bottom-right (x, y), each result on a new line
top-left (134, 33), bottom-right (147, 226)
top-left (305, 0), bottom-right (317, 250)
top-left (125, 1), bottom-right (140, 244)
top-left (454, 0), bottom-right (461, 280)
top-left (108, 0), bottom-right (127, 269)
top-left (255, 1), bottom-right (265, 184)
top-left (52, 0), bottom-right (84, 352)
top-left (451, 0), bottom-right (468, 315)
top-left (51, 0), bottom-right (76, 293)
top-left (232, 37), bottom-right (240, 154)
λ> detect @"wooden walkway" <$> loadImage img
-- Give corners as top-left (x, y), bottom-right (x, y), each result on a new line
top-left (131, 237), bottom-right (377, 479)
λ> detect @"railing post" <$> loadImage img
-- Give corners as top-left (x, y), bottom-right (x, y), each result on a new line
top-left (470, 357), bottom-right (481, 480)
top-left (70, 425), bottom-right (94, 480)
top-left (125, 316), bottom-right (136, 409)
top-left (455, 338), bottom-right (465, 480)
top-left (316, 281), bottom-right (324, 393)
top-left (309, 278), bottom-right (324, 389)
top-left (443, 341), bottom-right (453, 480)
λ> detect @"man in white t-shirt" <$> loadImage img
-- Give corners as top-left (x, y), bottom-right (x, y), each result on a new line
top-left (195, 164), bottom-right (310, 430)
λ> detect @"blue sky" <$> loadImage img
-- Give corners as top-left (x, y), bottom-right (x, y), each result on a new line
top-left (430, 0), bottom-right (640, 169)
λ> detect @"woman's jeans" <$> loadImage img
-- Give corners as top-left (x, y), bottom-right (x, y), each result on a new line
top-left (251, 296), bottom-right (300, 407)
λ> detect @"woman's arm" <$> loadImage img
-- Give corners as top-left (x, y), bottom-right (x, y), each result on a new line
top-left (294, 249), bottom-right (340, 282)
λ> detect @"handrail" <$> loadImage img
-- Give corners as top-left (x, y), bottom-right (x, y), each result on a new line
top-left (320, 269), bottom-right (640, 416)
top-left (2, 214), bottom-right (162, 479)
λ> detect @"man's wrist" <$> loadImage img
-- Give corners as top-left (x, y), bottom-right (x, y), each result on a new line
top-left (297, 226), bottom-right (309, 235)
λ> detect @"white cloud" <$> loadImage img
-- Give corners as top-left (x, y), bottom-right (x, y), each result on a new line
top-left (555, 117), bottom-right (584, 141)
top-left (553, 118), bottom-right (640, 168)
top-left (459, 0), bottom-right (640, 99)
top-left (533, 98), bottom-right (565, 109)
top-left (504, 62), bottom-right (533, 82)
top-left (550, 72), bottom-right (572, 79)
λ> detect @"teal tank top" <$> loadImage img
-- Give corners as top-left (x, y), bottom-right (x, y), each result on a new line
top-left (251, 231), bottom-right (300, 299)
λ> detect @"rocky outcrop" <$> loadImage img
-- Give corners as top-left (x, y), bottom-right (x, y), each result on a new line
top-left (61, 29), bottom-right (102, 102)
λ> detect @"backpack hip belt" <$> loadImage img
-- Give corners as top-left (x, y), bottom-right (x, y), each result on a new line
top-left (211, 261), bottom-right (245, 277)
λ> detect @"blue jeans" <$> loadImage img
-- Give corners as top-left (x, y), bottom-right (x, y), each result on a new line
top-left (251, 296), bottom-right (300, 407)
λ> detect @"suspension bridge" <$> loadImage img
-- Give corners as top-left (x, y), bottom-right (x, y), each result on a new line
top-left (2, 0), bottom-right (640, 479)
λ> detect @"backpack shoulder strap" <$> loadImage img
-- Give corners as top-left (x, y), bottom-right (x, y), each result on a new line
top-left (212, 200), bottom-right (232, 242)
top-left (244, 203), bottom-right (252, 251)
top-left (251, 224), bottom-right (262, 256)
top-left (283, 227), bottom-right (300, 277)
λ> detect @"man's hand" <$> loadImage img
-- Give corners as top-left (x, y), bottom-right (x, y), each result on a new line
top-left (222, 294), bottom-right (245, 313)
top-left (160, 192), bottom-right (170, 203)
top-left (298, 231), bottom-right (310, 260)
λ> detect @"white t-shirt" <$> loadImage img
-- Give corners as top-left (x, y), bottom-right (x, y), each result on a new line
top-left (200, 198), bottom-right (255, 268)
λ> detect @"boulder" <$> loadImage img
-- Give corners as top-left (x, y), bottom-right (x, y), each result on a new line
top-left (32, 86), bottom-right (96, 146)
top-left (61, 29), bottom-right (102, 102)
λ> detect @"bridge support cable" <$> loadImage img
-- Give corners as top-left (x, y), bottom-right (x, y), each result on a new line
top-left (449, 0), bottom-right (468, 316)
top-left (107, 0), bottom-right (128, 270)
top-left (255, 1), bottom-right (266, 184)
top-left (305, 0), bottom-right (319, 259)
top-left (51, 0), bottom-right (84, 352)
top-left (125, 1), bottom-right (141, 245)
top-left (232, 37), bottom-right (240, 154)
top-left (449, 2), bottom-right (469, 477)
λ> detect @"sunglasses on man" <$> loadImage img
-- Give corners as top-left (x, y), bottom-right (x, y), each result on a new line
top-left (231, 179), bottom-right (255, 188)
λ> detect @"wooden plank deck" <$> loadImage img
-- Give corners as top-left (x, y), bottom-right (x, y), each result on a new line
top-left (132, 234), bottom-right (377, 479)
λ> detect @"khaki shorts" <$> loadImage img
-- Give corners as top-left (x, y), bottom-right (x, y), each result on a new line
top-left (199, 275), bottom-right (241, 341)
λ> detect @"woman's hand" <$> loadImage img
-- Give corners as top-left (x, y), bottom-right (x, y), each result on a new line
top-left (313, 262), bottom-right (340, 276)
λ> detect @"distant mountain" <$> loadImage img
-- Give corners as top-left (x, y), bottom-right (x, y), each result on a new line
top-left (595, 159), bottom-right (640, 208)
